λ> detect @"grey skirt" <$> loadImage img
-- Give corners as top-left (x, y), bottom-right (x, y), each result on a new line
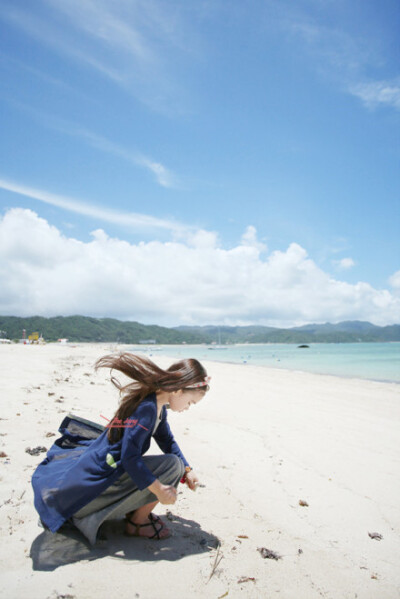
top-left (71, 453), bottom-right (185, 545)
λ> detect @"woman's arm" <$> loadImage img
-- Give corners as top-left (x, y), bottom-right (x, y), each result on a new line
top-left (120, 401), bottom-right (158, 490)
top-left (148, 479), bottom-right (177, 504)
top-left (153, 408), bottom-right (190, 467)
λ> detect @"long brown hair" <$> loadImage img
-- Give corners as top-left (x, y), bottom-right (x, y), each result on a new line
top-left (96, 353), bottom-right (208, 442)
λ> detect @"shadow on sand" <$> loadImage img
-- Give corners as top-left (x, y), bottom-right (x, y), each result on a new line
top-left (30, 514), bottom-right (219, 571)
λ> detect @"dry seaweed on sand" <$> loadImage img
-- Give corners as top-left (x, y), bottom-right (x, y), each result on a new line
top-left (207, 542), bottom-right (223, 582)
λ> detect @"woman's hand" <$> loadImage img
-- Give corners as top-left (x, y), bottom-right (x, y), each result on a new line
top-left (185, 470), bottom-right (200, 491)
top-left (148, 480), bottom-right (177, 504)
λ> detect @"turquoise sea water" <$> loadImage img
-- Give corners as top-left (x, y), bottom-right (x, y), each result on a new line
top-left (132, 343), bottom-right (400, 383)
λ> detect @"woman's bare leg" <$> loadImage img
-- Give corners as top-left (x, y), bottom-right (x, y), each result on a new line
top-left (128, 500), bottom-right (158, 523)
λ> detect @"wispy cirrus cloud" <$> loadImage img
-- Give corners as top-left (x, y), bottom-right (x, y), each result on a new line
top-left (268, 0), bottom-right (400, 112)
top-left (349, 80), bottom-right (400, 111)
top-left (46, 0), bottom-right (155, 64)
top-left (2, 100), bottom-right (178, 188)
top-left (0, 4), bottom-right (124, 83)
top-left (0, 177), bottom-right (186, 233)
top-left (0, 0), bottom-right (195, 113)
top-left (54, 123), bottom-right (177, 188)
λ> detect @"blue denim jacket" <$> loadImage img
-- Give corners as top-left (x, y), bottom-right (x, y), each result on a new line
top-left (31, 393), bottom-right (189, 532)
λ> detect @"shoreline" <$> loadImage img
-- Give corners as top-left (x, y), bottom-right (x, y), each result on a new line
top-left (130, 342), bottom-right (400, 386)
top-left (179, 356), bottom-right (400, 386)
top-left (4, 340), bottom-right (400, 385)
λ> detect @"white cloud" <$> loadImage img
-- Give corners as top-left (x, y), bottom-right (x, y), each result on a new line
top-left (241, 225), bottom-right (267, 252)
top-left (185, 229), bottom-right (219, 250)
top-left (389, 270), bottom-right (400, 290)
top-left (1, 208), bottom-right (399, 327)
top-left (0, 177), bottom-right (187, 234)
top-left (349, 80), bottom-right (400, 111)
top-left (333, 257), bottom-right (355, 270)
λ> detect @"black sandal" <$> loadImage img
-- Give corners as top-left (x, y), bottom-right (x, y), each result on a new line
top-left (124, 515), bottom-right (170, 540)
top-left (125, 510), bottom-right (161, 524)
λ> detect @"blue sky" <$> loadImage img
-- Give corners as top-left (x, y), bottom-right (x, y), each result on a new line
top-left (0, 0), bottom-right (399, 327)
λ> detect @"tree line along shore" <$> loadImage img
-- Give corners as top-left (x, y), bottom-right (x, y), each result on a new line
top-left (0, 315), bottom-right (399, 344)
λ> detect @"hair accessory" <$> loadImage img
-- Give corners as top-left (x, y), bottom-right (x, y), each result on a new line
top-left (185, 376), bottom-right (211, 389)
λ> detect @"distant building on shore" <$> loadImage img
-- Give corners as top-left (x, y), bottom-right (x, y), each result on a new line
top-left (0, 329), bottom-right (10, 343)
top-left (19, 330), bottom-right (45, 344)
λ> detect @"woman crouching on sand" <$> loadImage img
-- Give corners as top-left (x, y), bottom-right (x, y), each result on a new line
top-left (32, 353), bottom-right (210, 544)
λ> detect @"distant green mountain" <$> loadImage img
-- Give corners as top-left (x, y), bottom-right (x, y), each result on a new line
top-left (174, 321), bottom-right (400, 343)
top-left (0, 316), bottom-right (399, 343)
top-left (291, 321), bottom-right (377, 333)
top-left (175, 324), bottom-right (278, 343)
top-left (289, 321), bottom-right (400, 342)
top-left (0, 315), bottom-right (206, 344)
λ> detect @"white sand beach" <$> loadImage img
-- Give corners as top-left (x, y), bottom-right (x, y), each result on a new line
top-left (0, 343), bottom-right (399, 599)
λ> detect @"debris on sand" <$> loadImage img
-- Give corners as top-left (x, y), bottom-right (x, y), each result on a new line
top-left (299, 499), bottom-right (309, 507)
top-left (0, 451), bottom-right (8, 458)
top-left (25, 446), bottom-right (47, 456)
top-left (208, 543), bottom-right (223, 582)
top-left (257, 547), bottom-right (282, 560)
top-left (368, 532), bottom-right (383, 541)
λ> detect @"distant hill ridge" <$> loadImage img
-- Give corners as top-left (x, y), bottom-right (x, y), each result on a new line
top-left (174, 321), bottom-right (400, 343)
top-left (0, 316), bottom-right (399, 343)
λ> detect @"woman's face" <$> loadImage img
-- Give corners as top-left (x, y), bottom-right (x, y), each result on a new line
top-left (169, 389), bottom-right (204, 413)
